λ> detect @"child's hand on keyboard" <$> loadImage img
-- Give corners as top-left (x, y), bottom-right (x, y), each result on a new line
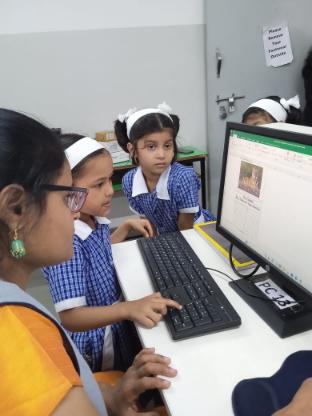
top-left (111, 218), bottom-right (155, 243)
top-left (125, 293), bottom-right (182, 328)
top-left (126, 218), bottom-right (155, 238)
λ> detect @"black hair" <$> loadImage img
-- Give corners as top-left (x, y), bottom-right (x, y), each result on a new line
top-left (242, 95), bottom-right (302, 125)
top-left (59, 133), bottom-right (109, 180)
top-left (114, 112), bottom-right (180, 165)
top-left (0, 108), bottom-right (65, 253)
top-left (302, 48), bottom-right (312, 126)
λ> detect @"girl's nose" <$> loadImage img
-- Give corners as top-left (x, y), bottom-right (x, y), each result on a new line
top-left (105, 182), bottom-right (114, 197)
top-left (157, 147), bottom-right (166, 158)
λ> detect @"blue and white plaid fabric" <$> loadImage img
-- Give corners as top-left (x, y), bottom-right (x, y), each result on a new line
top-left (122, 162), bottom-right (215, 234)
top-left (43, 221), bottom-right (134, 372)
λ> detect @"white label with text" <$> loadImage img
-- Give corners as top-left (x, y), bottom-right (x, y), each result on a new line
top-left (255, 279), bottom-right (298, 310)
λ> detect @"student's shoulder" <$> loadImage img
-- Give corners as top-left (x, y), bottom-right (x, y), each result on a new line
top-left (122, 167), bottom-right (138, 189)
top-left (73, 220), bottom-right (95, 247)
top-left (169, 163), bottom-right (200, 196)
top-left (123, 166), bottom-right (138, 180)
top-left (170, 162), bottom-right (197, 180)
top-left (72, 233), bottom-right (88, 254)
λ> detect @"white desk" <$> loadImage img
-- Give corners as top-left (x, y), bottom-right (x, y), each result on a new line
top-left (112, 230), bottom-right (312, 416)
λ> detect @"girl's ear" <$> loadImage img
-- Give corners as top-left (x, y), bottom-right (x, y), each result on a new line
top-left (127, 142), bottom-right (139, 164)
top-left (0, 185), bottom-right (26, 229)
top-left (127, 142), bottom-right (134, 156)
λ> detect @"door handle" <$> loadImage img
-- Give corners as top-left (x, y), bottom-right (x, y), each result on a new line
top-left (216, 49), bottom-right (222, 78)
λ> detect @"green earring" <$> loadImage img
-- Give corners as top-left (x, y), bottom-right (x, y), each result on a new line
top-left (10, 229), bottom-right (26, 259)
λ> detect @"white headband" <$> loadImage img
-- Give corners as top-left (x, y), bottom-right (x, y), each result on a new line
top-left (247, 95), bottom-right (300, 122)
top-left (65, 137), bottom-right (104, 169)
top-left (118, 102), bottom-right (173, 138)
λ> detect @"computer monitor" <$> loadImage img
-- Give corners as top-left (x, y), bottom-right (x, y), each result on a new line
top-left (216, 122), bottom-right (312, 337)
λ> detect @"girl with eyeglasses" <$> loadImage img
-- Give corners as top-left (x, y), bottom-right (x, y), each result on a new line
top-left (0, 108), bottom-right (177, 415)
top-left (43, 134), bottom-right (181, 374)
top-left (114, 103), bottom-right (215, 235)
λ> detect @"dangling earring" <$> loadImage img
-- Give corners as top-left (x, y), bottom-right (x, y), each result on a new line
top-left (10, 228), bottom-right (26, 259)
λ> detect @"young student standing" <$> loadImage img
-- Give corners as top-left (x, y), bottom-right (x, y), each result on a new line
top-left (114, 103), bottom-right (215, 234)
top-left (43, 134), bottom-right (180, 373)
top-left (242, 95), bottom-right (302, 125)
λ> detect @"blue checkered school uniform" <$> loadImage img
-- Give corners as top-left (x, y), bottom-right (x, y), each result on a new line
top-left (122, 162), bottom-right (215, 234)
top-left (43, 217), bottom-right (138, 372)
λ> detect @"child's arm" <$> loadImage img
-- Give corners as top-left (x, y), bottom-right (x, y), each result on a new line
top-left (178, 212), bottom-right (195, 231)
top-left (111, 218), bottom-right (154, 244)
top-left (59, 292), bottom-right (181, 331)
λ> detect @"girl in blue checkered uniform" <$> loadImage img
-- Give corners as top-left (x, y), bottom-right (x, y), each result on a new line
top-left (43, 134), bottom-right (180, 372)
top-left (115, 103), bottom-right (215, 234)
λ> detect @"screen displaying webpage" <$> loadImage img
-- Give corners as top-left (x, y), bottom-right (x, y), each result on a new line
top-left (220, 128), bottom-right (312, 294)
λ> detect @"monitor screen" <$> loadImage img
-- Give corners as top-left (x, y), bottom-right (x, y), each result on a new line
top-left (217, 122), bottom-right (312, 295)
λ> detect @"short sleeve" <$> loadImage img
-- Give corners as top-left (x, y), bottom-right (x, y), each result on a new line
top-left (174, 168), bottom-right (201, 213)
top-left (0, 306), bottom-right (82, 416)
top-left (43, 237), bottom-right (87, 312)
top-left (122, 171), bottom-right (145, 215)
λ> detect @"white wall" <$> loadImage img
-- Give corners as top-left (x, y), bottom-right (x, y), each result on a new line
top-left (0, 0), bottom-right (204, 34)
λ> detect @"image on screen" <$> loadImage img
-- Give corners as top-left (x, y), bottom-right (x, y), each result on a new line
top-left (238, 161), bottom-right (263, 198)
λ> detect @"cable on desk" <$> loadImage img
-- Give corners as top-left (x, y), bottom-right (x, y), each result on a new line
top-left (205, 267), bottom-right (305, 307)
top-left (229, 243), bottom-right (260, 278)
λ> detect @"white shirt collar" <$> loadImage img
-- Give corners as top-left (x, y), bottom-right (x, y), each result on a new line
top-left (132, 166), bottom-right (171, 200)
top-left (74, 217), bottom-right (111, 241)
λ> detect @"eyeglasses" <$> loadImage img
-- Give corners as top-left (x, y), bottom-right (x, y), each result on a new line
top-left (40, 184), bottom-right (88, 213)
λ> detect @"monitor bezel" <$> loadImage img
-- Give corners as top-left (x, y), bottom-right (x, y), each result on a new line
top-left (216, 121), bottom-right (312, 289)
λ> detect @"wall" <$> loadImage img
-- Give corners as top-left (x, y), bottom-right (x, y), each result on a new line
top-left (0, 0), bottom-right (207, 219)
top-left (0, 25), bottom-right (206, 151)
top-left (0, 0), bottom-right (204, 33)
top-left (205, 0), bottom-right (312, 213)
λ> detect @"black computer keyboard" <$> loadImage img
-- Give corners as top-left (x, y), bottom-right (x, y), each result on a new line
top-left (137, 232), bottom-right (241, 340)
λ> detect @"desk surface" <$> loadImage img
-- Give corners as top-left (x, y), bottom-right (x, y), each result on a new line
top-left (112, 230), bottom-right (312, 416)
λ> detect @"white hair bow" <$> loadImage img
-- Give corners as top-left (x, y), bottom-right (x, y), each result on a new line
top-left (117, 107), bottom-right (137, 123)
top-left (157, 102), bottom-right (173, 114)
top-left (280, 95), bottom-right (300, 111)
top-left (117, 102), bottom-right (173, 125)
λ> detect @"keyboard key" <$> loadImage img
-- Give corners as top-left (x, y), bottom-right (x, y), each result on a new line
top-left (171, 315), bottom-right (182, 327)
top-left (194, 316), bottom-right (212, 326)
top-left (186, 303), bottom-right (200, 321)
top-left (174, 321), bottom-right (194, 332)
top-left (185, 285), bottom-right (199, 300)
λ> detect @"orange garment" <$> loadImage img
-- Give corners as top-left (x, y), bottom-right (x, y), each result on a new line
top-left (0, 305), bottom-right (82, 416)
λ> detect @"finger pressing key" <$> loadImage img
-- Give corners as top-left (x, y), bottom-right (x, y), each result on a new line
top-left (163, 297), bottom-right (182, 310)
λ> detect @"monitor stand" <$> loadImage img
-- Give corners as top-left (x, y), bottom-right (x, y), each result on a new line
top-left (229, 272), bottom-right (312, 337)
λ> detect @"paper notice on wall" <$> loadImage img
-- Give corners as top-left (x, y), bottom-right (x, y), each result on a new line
top-left (262, 23), bottom-right (293, 67)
